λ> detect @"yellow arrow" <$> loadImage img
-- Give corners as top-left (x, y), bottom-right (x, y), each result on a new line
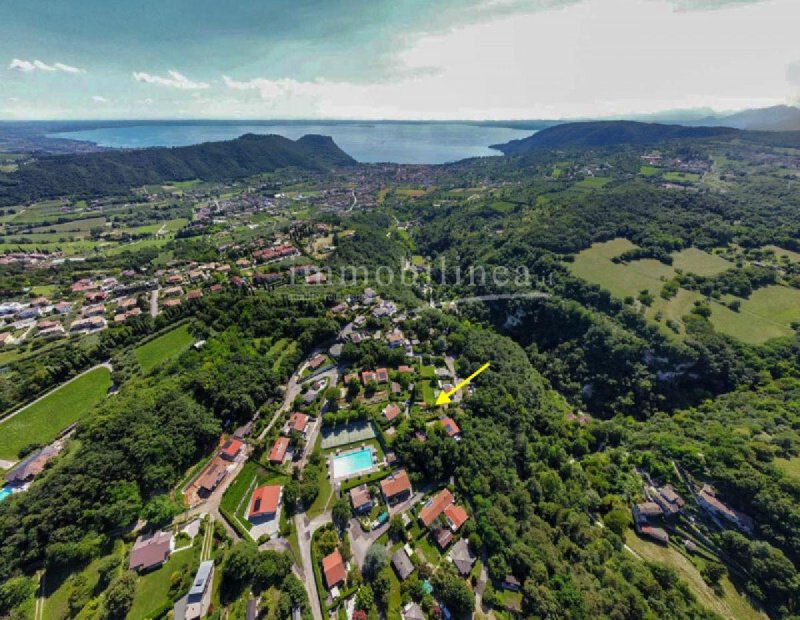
top-left (435, 362), bottom-right (490, 406)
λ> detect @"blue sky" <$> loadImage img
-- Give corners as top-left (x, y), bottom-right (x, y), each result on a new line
top-left (1, 0), bottom-right (799, 120)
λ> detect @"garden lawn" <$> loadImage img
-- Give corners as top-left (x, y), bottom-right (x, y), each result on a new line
top-left (127, 548), bottom-right (198, 620)
top-left (134, 324), bottom-right (194, 373)
top-left (0, 367), bottom-right (112, 460)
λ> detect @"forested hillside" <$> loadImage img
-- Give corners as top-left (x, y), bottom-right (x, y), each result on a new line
top-left (0, 133), bottom-right (354, 205)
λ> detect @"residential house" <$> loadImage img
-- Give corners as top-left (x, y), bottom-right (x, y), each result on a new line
top-left (81, 304), bottom-right (106, 318)
top-left (129, 531), bottom-right (173, 572)
top-left (322, 549), bottom-right (346, 590)
top-left (269, 437), bottom-right (290, 464)
top-left (697, 485), bottom-right (754, 534)
top-left (4, 444), bottom-right (62, 486)
top-left (248, 485), bottom-right (282, 523)
top-left (287, 412), bottom-right (310, 436)
top-left (349, 485), bottom-right (373, 514)
top-left (196, 462), bottom-right (227, 497)
top-left (220, 438), bottom-right (244, 461)
top-left (419, 489), bottom-right (455, 528)
top-left (376, 368), bottom-right (389, 383)
top-left (392, 549), bottom-right (415, 581)
top-left (501, 575), bottom-right (522, 592)
top-left (307, 354), bottom-right (327, 371)
top-left (449, 538), bottom-right (476, 576)
top-left (432, 527), bottom-right (453, 549)
top-left (163, 299), bottom-right (181, 308)
top-left (639, 525), bottom-right (669, 544)
top-left (402, 602), bottom-right (426, 620)
top-left (187, 289), bottom-right (203, 300)
top-left (439, 416), bottom-right (461, 440)
top-left (651, 484), bottom-right (685, 517)
top-left (361, 370), bottom-right (377, 386)
top-left (383, 403), bottom-right (401, 422)
top-left (381, 469), bottom-right (412, 504)
top-left (174, 560), bottom-right (214, 620)
top-left (443, 504), bottom-right (469, 532)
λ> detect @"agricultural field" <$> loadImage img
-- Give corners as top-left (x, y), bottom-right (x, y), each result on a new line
top-left (709, 286), bottom-right (800, 344)
top-left (625, 532), bottom-right (766, 620)
top-left (569, 238), bottom-right (675, 300)
top-left (134, 324), bottom-right (194, 373)
top-left (671, 247), bottom-right (732, 276)
top-left (0, 366), bottom-right (112, 461)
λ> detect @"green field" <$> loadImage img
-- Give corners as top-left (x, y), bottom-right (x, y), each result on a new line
top-left (574, 176), bottom-right (611, 189)
top-left (640, 165), bottom-right (660, 176)
top-left (0, 367), bottom-right (112, 460)
top-left (134, 324), bottom-right (194, 373)
top-left (709, 286), bottom-right (800, 344)
top-left (663, 171), bottom-right (701, 183)
top-left (625, 532), bottom-right (766, 620)
top-left (672, 248), bottom-right (732, 277)
top-left (127, 548), bottom-right (198, 620)
top-left (762, 245), bottom-right (800, 264)
top-left (569, 238), bottom-right (675, 300)
top-left (645, 288), bottom-right (704, 337)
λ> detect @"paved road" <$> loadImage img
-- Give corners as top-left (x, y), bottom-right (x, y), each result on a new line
top-left (295, 511), bottom-right (333, 620)
top-left (149, 288), bottom-right (159, 317)
top-left (348, 491), bottom-right (423, 568)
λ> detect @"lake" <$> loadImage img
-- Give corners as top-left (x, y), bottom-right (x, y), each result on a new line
top-left (49, 122), bottom-right (534, 164)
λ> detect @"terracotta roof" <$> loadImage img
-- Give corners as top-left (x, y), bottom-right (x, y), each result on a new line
top-left (289, 412), bottom-right (309, 433)
top-left (376, 368), bottom-right (389, 383)
top-left (249, 485), bottom-right (282, 519)
top-left (419, 489), bottom-right (454, 528)
top-left (322, 549), bottom-right (346, 589)
top-left (381, 469), bottom-right (412, 499)
top-left (444, 504), bottom-right (469, 531)
top-left (383, 403), bottom-right (401, 422)
top-left (398, 365), bottom-right (414, 373)
top-left (440, 416), bottom-right (461, 437)
top-left (433, 527), bottom-right (453, 549)
top-left (220, 438), bottom-right (243, 459)
top-left (269, 437), bottom-right (290, 463)
top-left (197, 462), bottom-right (227, 492)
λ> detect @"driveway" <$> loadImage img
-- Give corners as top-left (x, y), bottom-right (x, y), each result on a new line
top-left (295, 511), bottom-right (333, 620)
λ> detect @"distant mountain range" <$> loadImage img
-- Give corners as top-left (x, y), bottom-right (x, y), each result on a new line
top-left (492, 121), bottom-right (740, 154)
top-left (642, 105), bottom-right (800, 132)
top-left (0, 133), bottom-right (354, 205)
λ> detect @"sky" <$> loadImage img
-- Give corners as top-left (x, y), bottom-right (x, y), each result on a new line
top-left (1, 0), bottom-right (799, 120)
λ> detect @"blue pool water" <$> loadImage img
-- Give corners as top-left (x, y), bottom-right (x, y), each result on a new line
top-left (332, 448), bottom-right (374, 478)
top-left (0, 486), bottom-right (12, 502)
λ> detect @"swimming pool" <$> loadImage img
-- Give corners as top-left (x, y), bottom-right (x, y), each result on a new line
top-left (0, 486), bottom-right (12, 503)
top-left (332, 448), bottom-right (374, 479)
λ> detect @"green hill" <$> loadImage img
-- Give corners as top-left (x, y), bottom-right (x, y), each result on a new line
top-left (0, 133), bottom-right (355, 205)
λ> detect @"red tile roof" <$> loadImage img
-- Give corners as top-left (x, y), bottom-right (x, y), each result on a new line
top-left (269, 437), bottom-right (290, 463)
top-left (444, 504), bottom-right (469, 531)
top-left (383, 403), bottom-right (401, 422)
top-left (322, 549), bottom-right (346, 589)
top-left (249, 485), bottom-right (282, 519)
top-left (381, 469), bottom-right (412, 499)
top-left (361, 370), bottom-right (377, 385)
top-left (440, 416), bottom-right (461, 437)
top-left (419, 489), bottom-right (454, 528)
top-left (376, 368), bottom-right (389, 383)
top-left (220, 438), bottom-right (243, 459)
top-left (289, 412), bottom-right (309, 433)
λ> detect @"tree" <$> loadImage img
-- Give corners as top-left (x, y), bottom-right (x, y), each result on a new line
top-left (103, 571), bottom-right (137, 619)
top-left (332, 497), bottom-right (352, 531)
top-left (373, 568), bottom-right (392, 608)
top-left (355, 584), bottom-right (375, 614)
top-left (432, 565), bottom-right (474, 617)
top-left (0, 576), bottom-right (36, 615)
top-left (141, 495), bottom-right (179, 526)
top-left (315, 528), bottom-right (340, 557)
top-left (363, 544), bottom-right (390, 580)
top-left (388, 514), bottom-right (406, 542)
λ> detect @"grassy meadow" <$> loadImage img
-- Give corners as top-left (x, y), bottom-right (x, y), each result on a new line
top-left (0, 366), bottom-right (112, 460)
top-left (134, 324), bottom-right (194, 373)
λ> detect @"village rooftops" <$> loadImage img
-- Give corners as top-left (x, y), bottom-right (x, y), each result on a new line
top-left (444, 504), bottom-right (469, 532)
top-left (288, 412), bottom-right (310, 434)
top-left (349, 485), bottom-right (372, 513)
top-left (376, 368), bottom-right (389, 383)
top-left (322, 549), bottom-right (346, 589)
top-left (439, 416), bottom-right (461, 438)
top-left (361, 370), bottom-right (377, 385)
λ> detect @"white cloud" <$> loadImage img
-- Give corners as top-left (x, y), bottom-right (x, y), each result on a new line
top-left (220, 0), bottom-right (800, 119)
top-left (92, 95), bottom-right (109, 103)
top-left (9, 58), bottom-right (85, 73)
top-left (133, 69), bottom-right (210, 90)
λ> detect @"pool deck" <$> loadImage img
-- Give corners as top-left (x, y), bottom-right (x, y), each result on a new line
top-left (329, 445), bottom-right (381, 481)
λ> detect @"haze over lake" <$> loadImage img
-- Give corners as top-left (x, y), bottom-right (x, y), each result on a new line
top-left (50, 122), bottom-right (534, 164)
